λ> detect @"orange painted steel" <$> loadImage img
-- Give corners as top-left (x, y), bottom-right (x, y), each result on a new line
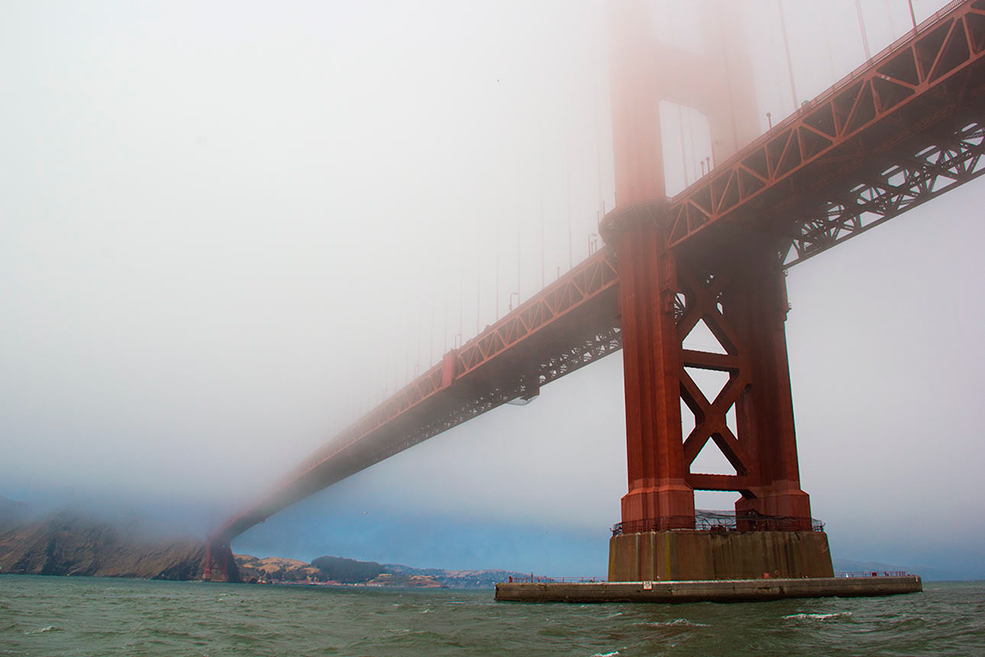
top-left (678, 245), bottom-right (811, 528)
top-left (210, 0), bottom-right (985, 564)
top-left (611, 216), bottom-right (695, 530)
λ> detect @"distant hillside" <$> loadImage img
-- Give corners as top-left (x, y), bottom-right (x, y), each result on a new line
top-left (0, 510), bottom-right (205, 580)
top-left (233, 553), bottom-right (530, 589)
top-left (235, 554), bottom-right (322, 582)
top-left (386, 563), bottom-right (534, 589)
top-left (312, 555), bottom-right (387, 583)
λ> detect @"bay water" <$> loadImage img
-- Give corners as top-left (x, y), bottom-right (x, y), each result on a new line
top-left (1, 575), bottom-right (982, 656)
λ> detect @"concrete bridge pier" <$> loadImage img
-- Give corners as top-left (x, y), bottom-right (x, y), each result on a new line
top-left (608, 530), bottom-right (834, 582)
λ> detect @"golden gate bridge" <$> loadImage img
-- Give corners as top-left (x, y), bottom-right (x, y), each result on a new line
top-left (204, 0), bottom-right (985, 582)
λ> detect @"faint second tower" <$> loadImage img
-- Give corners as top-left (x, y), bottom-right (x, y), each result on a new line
top-left (609, 0), bottom-right (759, 207)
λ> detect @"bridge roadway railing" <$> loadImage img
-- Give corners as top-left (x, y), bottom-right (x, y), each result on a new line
top-left (214, 248), bottom-right (623, 543)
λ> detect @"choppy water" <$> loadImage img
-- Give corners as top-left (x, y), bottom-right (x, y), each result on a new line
top-left (1, 576), bottom-right (983, 656)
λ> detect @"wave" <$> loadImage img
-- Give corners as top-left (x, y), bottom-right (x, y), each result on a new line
top-left (645, 618), bottom-right (710, 627)
top-left (784, 612), bottom-right (852, 621)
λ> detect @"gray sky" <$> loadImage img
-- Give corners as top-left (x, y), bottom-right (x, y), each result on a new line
top-left (2, 0), bottom-right (982, 577)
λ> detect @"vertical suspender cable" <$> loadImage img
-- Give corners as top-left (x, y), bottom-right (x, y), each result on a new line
top-left (476, 248), bottom-right (481, 336)
top-left (539, 149), bottom-right (545, 291)
top-left (516, 207), bottom-right (521, 305)
top-left (678, 104), bottom-right (689, 187)
top-left (882, 0), bottom-right (898, 40)
top-left (566, 162), bottom-right (573, 270)
top-left (715, 6), bottom-right (740, 157)
top-left (777, 0), bottom-right (799, 108)
top-left (593, 46), bottom-right (604, 235)
top-left (856, 0), bottom-right (872, 60)
top-left (687, 110), bottom-right (698, 181)
top-left (458, 255), bottom-right (464, 346)
top-left (495, 217), bottom-right (500, 320)
top-left (540, 194), bottom-right (545, 290)
top-left (822, 8), bottom-right (837, 81)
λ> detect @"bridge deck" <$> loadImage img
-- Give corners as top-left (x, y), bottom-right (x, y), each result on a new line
top-left (216, 249), bottom-right (621, 541)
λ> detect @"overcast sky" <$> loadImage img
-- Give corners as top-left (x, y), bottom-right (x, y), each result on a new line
top-left (2, 0), bottom-right (982, 579)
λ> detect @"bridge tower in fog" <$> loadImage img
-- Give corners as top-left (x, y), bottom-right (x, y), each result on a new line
top-left (604, 0), bottom-right (832, 580)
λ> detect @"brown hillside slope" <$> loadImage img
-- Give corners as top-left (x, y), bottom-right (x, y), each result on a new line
top-left (0, 511), bottom-right (205, 580)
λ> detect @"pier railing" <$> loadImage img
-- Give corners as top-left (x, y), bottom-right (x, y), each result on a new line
top-left (836, 570), bottom-right (912, 578)
top-left (611, 510), bottom-right (826, 536)
top-left (505, 575), bottom-right (606, 584)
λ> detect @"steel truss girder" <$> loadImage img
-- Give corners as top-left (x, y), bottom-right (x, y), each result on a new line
top-left (376, 325), bottom-right (624, 463)
top-left (213, 250), bottom-right (620, 543)
top-left (781, 118), bottom-right (985, 265)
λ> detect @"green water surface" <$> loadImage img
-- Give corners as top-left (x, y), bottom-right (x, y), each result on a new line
top-left (1, 575), bottom-right (982, 656)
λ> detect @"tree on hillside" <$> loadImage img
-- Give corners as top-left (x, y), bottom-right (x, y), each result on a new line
top-left (311, 555), bottom-right (386, 583)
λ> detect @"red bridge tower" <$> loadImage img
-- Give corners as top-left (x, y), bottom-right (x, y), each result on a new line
top-left (604, 0), bottom-right (832, 580)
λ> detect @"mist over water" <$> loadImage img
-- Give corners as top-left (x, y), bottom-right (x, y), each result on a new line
top-left (1, 0), bottom-right (983, 579)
